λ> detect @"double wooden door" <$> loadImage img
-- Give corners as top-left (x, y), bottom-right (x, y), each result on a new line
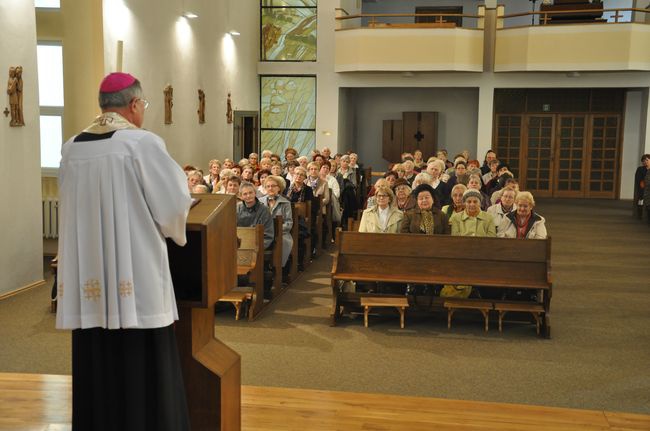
top-left (494, 113), bottom-right (621, 198)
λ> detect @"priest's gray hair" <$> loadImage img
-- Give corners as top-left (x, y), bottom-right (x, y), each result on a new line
top-left (98, 80), bottom-right (143, 109)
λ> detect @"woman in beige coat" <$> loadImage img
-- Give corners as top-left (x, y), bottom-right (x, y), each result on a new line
top-left (358, 186), bottom-right (403, 233)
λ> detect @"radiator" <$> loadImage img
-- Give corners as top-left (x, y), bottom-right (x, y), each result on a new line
top-left (42, 198), bottom-right (59, 239)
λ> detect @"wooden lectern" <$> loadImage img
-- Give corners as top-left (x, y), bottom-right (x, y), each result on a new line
top-left (167, 194), bottom-right (240, 431)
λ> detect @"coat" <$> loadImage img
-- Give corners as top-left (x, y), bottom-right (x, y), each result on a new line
top-left (259, 195), bottom-right (293, 266)
top-left (450, 211), bottom-right (496, 237)
top-left (487, 203), bottom-right (517, 233)
top-left (358, 205), bottom-right (403, 233)
top-left (400, 206), bottom-right (450, 235)
top-left (497, 211), bottom-right (547, 239)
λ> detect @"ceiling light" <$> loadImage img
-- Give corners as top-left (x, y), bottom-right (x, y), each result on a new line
top-left (182, 11), bottom-right (198, 19)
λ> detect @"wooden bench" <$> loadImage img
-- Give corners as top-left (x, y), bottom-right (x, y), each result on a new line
top-left (264, 216), bottom-right (284, 298)
top-left (444, 299), bottom-right (493, 332)
top-left (235, 225), bottom-right (264, 320)
top-left (313, 195), bottom-right (324, 258)
top-left (361, 296), bottom-right (409, 329)
top-left (218, 288), bottom-right (252, 320)
top-left (292, 201), bottom-right (312, 271)
top-left (331, 229), bottom-right (553, 337)
top-left (323, 196), bottom-right (333, 248)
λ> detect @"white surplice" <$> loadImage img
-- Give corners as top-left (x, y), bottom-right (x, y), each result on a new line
top-left (56, 124), bottom-right (191, 330)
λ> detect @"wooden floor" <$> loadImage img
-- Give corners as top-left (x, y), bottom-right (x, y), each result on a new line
top-left (1, 373), bottom-right (649, 431)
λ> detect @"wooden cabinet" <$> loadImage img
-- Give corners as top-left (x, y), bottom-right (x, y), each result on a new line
top-left (382, 112), bottom-right (438, 163)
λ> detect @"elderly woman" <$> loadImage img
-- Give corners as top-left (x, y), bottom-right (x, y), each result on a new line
top-left (186, 170), bottom-right (204, 192)
top-left (255, 169), bottom-right (271, 197)
top-left (402, 160), bottom-right (417, 186)
top-left (497, 191), bottom-right (547, 239)
top-left (286, 166), bottom-right (314, 203)
top-left (307, 162), bottom-right (330, 205)
top-left (487, 187), bottom-right (517, 231)
top-left (223, 175), bottom-right (242, 196)
top-left (453, 161), bottom-right (470, 186)
top-left (259, 175), bottom-right (293, 266)
top-left (450, 189), bottom-right (496, 237)
top-left (222, 158), bottom-right (235, 169)
top-left (400, 184), bottom-right (449, 235)
top-left (336, 154), bottom-right (357, 188)
top-left (236, 182), bottom-right (274, 250)
top-left (204, 159), bottom-right (221, 192)
top-left (241, 165), bottom-right (254, 183)
top-left (365, 179), bottom-right (389, 209)
top-left (441, 183), bottom-right (467, 220)
top-left (393, 178), bottom-right (416, 212)
top-left (411, 172), bottom-right (433, 189)
top-left (467, 174), bottom-right (491, 211)
top-left (359, 185), bottom-right (403, 233)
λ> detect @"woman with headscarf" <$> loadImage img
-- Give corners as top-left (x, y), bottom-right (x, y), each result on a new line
top-left (449, 189), bottom-right (496, 237)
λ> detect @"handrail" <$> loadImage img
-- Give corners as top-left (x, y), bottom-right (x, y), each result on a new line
top-left (337, 13), bottom-right (481, 21)
top-left (501, 8), bottom-right (649, 25)
top-left (335, 7), bottom-right (350, 16)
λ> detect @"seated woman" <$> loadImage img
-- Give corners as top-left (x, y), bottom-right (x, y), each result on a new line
top-left (285, 166), bottom-right (314, 268)
top-left (411, 172), bottom-right (433, 190)
top-left (393, 178), bottom-right (417, 212)
top-left (450, 189), bottom-right (496, 237)
top-left (487, 187), bottom-right (517, 232)
top-left (400, 184), bottom-right (449, 235)
top-left (259, 175), bottom-right (293, 267)
top-left (466, 174), bottom-right (491, 211)
top-left (236, 182), bottom-right (274, 250)
top-left (359, 185), bottom-right (403, 233)
top-left (497, 191), bottom-right (547, 239)
top-left (441, 183), bottom-right (467, 221)
top-left (365, 178), bottom-right (389, 209)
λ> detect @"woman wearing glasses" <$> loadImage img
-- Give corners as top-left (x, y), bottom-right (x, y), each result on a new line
top-left (358, 185), bottom-right (403, 233)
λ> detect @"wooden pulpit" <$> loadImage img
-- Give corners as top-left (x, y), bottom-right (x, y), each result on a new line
top-left (167, 194), bottom-right (240, 431)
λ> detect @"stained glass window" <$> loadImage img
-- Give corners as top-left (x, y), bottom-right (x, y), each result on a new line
top-left (260, 76), bottom-right (316, 156)
top-left (261, 1), bottom-right (317, 61)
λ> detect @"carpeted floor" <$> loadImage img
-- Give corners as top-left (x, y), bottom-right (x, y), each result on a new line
top-left (1, 199), bottom-right (649, 415)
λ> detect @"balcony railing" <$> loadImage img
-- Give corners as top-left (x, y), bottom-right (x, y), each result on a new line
top-left (336, 12), bottom-right (484, 31)
top-left (500, 8), bottom-right (650, 29)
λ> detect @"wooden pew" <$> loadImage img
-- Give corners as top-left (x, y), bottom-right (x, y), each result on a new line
top-left (323, 195), bottom-right (333, 248)
top-left (292, 201), bottom-right (312, 271)
top-left (313, 196), bottom-right (324, 258)
top-left (347, 216), bottom-right (361, 232)
top-left (330, 229), bottom-right (553, 337)
top-left (287, 206), bottom-right (299, 283)
top-left (265, 216), bottom-right (284, 298)
top-left (234, 225), bottom-right (264, 320)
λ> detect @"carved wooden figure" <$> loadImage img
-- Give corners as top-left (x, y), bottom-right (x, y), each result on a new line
top-left (164, 84), bottom-right (173, 125)
top-left (7, 66), bottom-right (24, 127)
top-left (198, 89), bottom-right (205, 124)
top-left (226, 92), bottom-right (233, 124)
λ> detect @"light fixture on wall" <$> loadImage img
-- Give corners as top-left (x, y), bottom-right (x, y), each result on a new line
top-left (228, 30), bottom-right (241, 36)
top-left (182, 11), bottom-right (198, 19)
top-left (566, 71), bottom-right (581, 78)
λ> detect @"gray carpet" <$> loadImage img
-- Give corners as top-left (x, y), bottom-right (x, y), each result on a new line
top-left (1, 199), bottom-right (649, 415)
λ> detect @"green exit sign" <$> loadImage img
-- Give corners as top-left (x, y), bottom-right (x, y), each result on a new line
top-left (542, 104), bottom-right (551, 112)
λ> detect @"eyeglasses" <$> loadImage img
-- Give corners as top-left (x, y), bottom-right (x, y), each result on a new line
top-left (134, 98), bottom-right (149, 110)
top-left (376, 194), bottom-right (388, 198)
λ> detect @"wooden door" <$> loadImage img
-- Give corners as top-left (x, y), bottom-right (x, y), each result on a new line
top-left (524, 115), bottom-right (555, 198)
top-left (402, 112), bottom-right (438, 158)
top-left (554, 115), bottom-right (588, 198)
top-left (587, 115), bottom-right (621, 198)
top-left (494, 114), bottom-right (523, 179)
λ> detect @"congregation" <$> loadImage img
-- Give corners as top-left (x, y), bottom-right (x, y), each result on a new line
top-left (181, 147), bottom-right (556, 302)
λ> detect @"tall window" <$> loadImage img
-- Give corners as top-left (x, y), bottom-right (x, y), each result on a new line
top-left (261, 1), bottom-right (317, 61)
top-left (37, 42), bottom-right (64, 170)
top-left (260, 76), bottom-right (316, 156)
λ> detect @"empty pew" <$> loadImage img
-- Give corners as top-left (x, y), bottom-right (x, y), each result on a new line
top-left (330, 229), bottom-right (553, 337)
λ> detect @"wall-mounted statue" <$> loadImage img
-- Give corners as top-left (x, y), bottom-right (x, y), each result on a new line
top-left (197, 89), bottom-right (205, 124)
top-left (164, 84), bottom-right (173, 124)
top-left (226, 92), bottom-right (233, 124)
top-left (7, 66), bottom-right (25, 127)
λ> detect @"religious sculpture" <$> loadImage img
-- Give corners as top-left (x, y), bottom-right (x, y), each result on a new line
top-left (226, 92), bottom-right (233, 124)
top-left (7, 66), bottom-right (24, 127)
top-left (197, 89), bottom-right (205, 124)
top-left (164, 84), bottom-right (173, 125)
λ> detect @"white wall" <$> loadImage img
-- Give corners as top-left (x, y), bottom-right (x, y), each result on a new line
top-left (347, 87), bottom-right (479, 169)
top-left (103, 0), bottom-right (259, 171)
top-left (0, 0), bottom-right (44, 295)
top-left (622, 90), bottom-right (645, 199)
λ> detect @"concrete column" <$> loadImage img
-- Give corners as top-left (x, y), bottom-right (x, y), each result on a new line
top-left (476, 84), bottom-right (495, 160)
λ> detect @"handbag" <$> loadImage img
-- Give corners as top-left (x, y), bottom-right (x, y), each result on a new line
top-left (440, 284), bottom-right (472, 298)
